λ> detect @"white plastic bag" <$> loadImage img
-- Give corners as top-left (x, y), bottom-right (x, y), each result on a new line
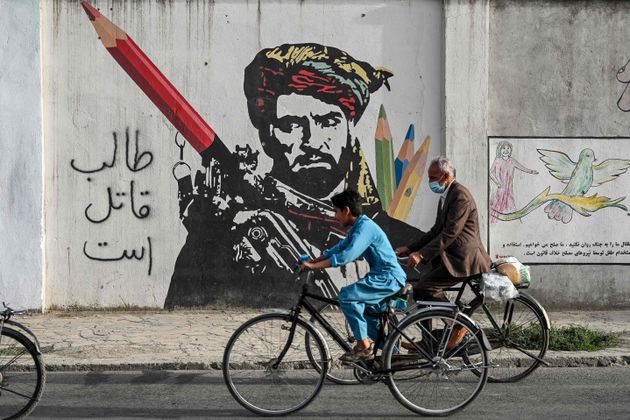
top-left (481, 270), bottom-right (519, 302)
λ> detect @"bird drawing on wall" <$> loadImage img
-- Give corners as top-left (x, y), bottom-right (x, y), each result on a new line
top-left (538, 148), bottom-right (630, 223)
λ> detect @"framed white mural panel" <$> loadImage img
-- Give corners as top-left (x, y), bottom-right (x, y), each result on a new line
top-left (488, 137), bottom-right (630, 264)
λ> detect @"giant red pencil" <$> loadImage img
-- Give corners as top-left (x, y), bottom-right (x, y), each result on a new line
top-left (81, 1), bottom-right (223, 158)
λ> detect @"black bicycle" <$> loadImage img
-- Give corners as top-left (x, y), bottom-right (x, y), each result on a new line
top-left (223, 271), bottom-right (491, 416)
top-left (0, 305), bottom-right (46, 419)
top-left (393, 256), bottom-right (549, 383)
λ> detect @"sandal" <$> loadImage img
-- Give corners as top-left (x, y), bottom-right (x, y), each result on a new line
top-left (339, 345), bottom-right (374, 363)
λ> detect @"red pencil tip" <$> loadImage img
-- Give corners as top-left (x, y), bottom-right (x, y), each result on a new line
top-left (81, 1), bottom-right (101, 21)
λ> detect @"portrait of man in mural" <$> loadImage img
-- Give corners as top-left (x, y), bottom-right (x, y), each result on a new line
top-left (165, 43), bottom-right (420, 308)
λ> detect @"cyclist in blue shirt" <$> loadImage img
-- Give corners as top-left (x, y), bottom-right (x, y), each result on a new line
top-left (300, 190), bottom-right (407, 362)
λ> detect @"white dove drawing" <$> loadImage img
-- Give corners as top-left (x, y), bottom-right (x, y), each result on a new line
top-left (538, 148), bottom-right (630, 223)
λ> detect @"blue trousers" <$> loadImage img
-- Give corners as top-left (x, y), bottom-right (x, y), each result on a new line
top-left (338, 275), bottom-right (403, 342)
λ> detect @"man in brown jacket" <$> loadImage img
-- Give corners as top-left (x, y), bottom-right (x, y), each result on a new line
top-left (396, 156), bottom-right (492, 302)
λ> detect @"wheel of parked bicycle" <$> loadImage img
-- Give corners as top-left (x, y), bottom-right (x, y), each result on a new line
top-left (222, 313), bottom-right (329, 416)
top-left (382, 309), bottom-right (488, 416)
top-left (305, 303), bottom-right (359, 385)
top-left (0, 327), bottom-right (46, 420)
top-left (466, 292), bottom-right (550, 382)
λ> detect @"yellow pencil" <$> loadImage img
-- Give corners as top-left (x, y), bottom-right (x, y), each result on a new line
top-left (387, 135), bottom-right (431, 221)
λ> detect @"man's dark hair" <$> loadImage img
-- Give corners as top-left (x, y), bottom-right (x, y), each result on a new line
top-left (331, 190), bottom-right (363, 216)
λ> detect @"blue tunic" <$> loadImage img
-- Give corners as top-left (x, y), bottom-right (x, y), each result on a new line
top-left (323, 215), bottom-right (406, 341)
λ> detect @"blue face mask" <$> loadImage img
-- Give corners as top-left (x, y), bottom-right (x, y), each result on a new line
top-left (429, 180), bottom-right (446, 194)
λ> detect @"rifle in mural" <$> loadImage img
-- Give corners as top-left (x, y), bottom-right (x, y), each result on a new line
top-left (80, 1), bottom-right (234, 170)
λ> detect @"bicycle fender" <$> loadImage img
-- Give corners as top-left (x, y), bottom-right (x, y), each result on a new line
top-left (299, 317), bottom-right (331, 363)
top-left (406, 305), bottom-right (457, 319)
top-left (454, 312), bottom-right (493, 352)
top-left (4, 320), bottom-right (42, 354)
top-left (518, 292), bottom-right (551, 330)
top-left (397, 308), bottom-right (493, 352)
top-left (396, 306), bottom-right (457, 330)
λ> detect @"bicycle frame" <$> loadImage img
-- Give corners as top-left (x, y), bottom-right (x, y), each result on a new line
top-left (271, 272), bottom-right (419, 374)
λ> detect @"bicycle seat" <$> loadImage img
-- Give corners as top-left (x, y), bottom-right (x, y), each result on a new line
top-left (365, 284), bottom-right (414, 316)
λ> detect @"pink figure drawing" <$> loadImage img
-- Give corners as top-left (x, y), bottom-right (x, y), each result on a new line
top-left (489, 141), bottom-right (538, 224)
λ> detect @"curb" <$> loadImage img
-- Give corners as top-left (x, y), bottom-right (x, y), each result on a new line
top-left (43, 362), bottom-right (223, 372)
top-left (41, 355), bottom-right (630, 372)
top-left (543, 355), bottom-right (630, 368)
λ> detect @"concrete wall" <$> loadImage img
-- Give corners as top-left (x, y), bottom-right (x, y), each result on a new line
top-left (489, 0), bottom-right (630, 309)
top-left (40, 0), bottom-right (444, 309)
top-left (445, 0), bottom-right (630, 309)
top-left (7, 0), bottom-right (626, 310)
top-left (0, 0), bottom-right (43, 310)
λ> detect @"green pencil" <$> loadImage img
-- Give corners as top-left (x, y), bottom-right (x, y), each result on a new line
top-left (375, 105), bottom-right (396, 210)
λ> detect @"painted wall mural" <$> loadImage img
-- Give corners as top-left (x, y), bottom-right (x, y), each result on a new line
top-left (49, 1), bottom-right (444, 308)
top-left (166, 44), bottom-right (429, 307)
top-left (489, 137), bottom-right (630, 264)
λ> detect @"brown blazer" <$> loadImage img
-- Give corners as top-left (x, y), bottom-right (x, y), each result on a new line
top-left (408, 181), bottom-right (491, 278)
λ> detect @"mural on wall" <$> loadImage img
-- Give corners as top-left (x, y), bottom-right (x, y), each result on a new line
top-left (166, 44), bottom-right (429, 308)
top-left (81, 3), bottom-right (434, 308)
top-left (495, 148), bottom-right (630, 224)
top-left (489, 138), bottom-right (630, 263)
top-left (617, 58), bottom-right (630, 112)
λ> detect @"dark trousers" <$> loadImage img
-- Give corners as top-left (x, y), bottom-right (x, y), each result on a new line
top-left (412, 259), bottom-right (469, 302)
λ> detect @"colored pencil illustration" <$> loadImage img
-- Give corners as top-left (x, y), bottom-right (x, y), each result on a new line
top-left (80, 1), bottom-right (228, 161)
top-left (387, 135), bottom-right (431, 221)
top-left (374, 105), bottom-right (396, 210)
top-left (395, 124), bottom-right (415, 187)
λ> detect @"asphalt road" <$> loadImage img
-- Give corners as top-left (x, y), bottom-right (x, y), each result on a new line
top-left (26, 367), bottom-right (629, 419)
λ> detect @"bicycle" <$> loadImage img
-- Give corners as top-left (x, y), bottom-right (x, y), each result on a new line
top-left (312, 254), bottom-right (550, 385)
top-left (0, 304), bottom-right (46, 419)
top-left (222, 270), bottom-right (491, 416)
top-left (394, 256), bottom-right (550, 383)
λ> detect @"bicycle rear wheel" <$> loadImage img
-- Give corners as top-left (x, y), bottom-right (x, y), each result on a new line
top-left (470, 293), bottom-right (549, 382)
top-left (222, 313), bottom-right (328, 416)
top-left (306, 304), bottom-right (359, 385)
top-left (0, 327), bottom-right (46, 420)
top-left (383, 309), bottom-right (488, 416)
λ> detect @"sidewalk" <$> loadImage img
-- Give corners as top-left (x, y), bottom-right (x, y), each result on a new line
top-left (10, 308), bottom-right (630, 371)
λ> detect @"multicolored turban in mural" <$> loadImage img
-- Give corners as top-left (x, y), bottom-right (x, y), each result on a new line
top-left (244, 43), bottom-right (393, 128)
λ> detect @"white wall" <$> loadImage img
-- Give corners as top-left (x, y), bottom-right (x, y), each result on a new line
top-left (0, 0), bottom-right (43, 310)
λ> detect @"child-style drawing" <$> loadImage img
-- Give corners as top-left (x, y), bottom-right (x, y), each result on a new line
top-left (617, 58), bottom-right (630, 112)
top-left (489, 141), bottom-right (538, 224)
top-left (496, 148), bottom-right (630, 224)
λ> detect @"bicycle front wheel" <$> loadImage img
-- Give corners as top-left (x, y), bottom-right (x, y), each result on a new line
top-left (471, 293), bottom-right (549, 382)
top-left (222, 313), bottom-right (328, 416)
top-left (0, 327), bottom-right (46, 420)
top-left (383, 309), bottom-right (488, 416)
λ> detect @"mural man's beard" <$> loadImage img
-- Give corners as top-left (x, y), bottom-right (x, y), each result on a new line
top-left (261, 131), bottom-right (354, 199)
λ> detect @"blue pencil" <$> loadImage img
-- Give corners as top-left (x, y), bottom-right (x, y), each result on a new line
top-left (395, 124), bottom-right (415, 187)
